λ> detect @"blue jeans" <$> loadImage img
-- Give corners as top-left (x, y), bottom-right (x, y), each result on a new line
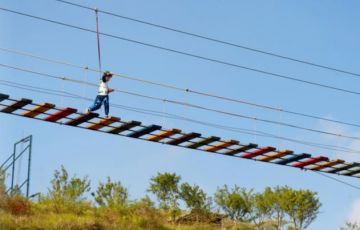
top-left (89, 95), bottom-right (109, 115)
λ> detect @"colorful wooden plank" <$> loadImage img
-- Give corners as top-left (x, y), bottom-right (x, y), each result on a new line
top-left (206, 140), bottom-right (239, 152)
top-left (1, 98), bottom-right (32, 113)
top-left (108, 120), bottom-right (142, 134)
top-left (128, 125), bottom-right (162, 138)
top-left (87, 116), bottom-right (120, 130)
top-left (187, 136), bottom-right (220, 149)
top-left (327, 163), bottom-right (360, 174)
top-left (4, 95), bottom-right (360, 179)
top-left (310, 159), bottom-right (345, 171)
top-left (65, 112), bottom-right (99, 126)
top-left (167, 132), bottom-right (201, 145)
top-left (224, 143), bottom-right (258, 155)
top-left (23, 103), bottom-right (55, 118)
top-left (241, 146), bottom-right (276, 159)
top-left (292, 156), bottom-right (329, 168)
top-left (258, 150), bottom-right (293, 162)
top-left (148, 128), bottom-right (182, 142)
top-left (44, 107), bottom-right (78, 122)
top-left (276, 153), bottom-right (311, 165)
top-left (0, 93), bottom-right (9, 102)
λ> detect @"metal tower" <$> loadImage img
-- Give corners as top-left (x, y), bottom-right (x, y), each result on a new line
top-left (0, 135), bottom-right (33, 198)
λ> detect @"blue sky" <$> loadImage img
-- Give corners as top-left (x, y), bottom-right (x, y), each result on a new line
top-left (1, 1), bottom-right (360, 229)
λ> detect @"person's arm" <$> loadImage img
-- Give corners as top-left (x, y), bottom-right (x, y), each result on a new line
top-left (108, 88), bottom-right (114, 93)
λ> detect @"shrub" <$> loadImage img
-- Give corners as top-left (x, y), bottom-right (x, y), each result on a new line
top-left (148, 172), bottom-right (181, 210)
top-left (5, 195), bottom-right (31, 215)
top-left (129, 198), bottom-right (167, 230)
top-left (94, 177), bottom-right (129, 209)
top-left (45, 165), bottom-right (91, 214)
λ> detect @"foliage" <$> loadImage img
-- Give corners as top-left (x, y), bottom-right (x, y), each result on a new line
top-left (0, 170), bottom-right (31, 216)
top-left (139, 195), bottom-right (156, 208)
top-left (44, 165), bottom-right (91, 213)
top-left (341, 222), bottom-right (360, 230)
top-left (250, 191), bottom-right (273, 228)
top-left (214, 185), bottom-right (320, 230)
top-left (128, 197), bottom-right (167, 230)
top-left (178, 182), bottom-right (212, 213)
top-left (178, 182), bottom-right (213, 223)
top-left (4, 194), bottom-right (31, 215)
top-left (214, 185), bottom-right (254, 222)
top-left (0, 169), bottom-right (5, 194)
top-left (94, 176), bottom-right (129, 209)
top-left (0, 166), bottom-right (322, 229)
top-left (282, 189), bottom-right (321, 230)
top-left (263, 186), bottom-right (289, 229)
top-left (148, 172), bottom-right (181, 210)
top-left (49, 165), bottom-right (91, 202)
top-left (0, 169), bottom-right (6, 210)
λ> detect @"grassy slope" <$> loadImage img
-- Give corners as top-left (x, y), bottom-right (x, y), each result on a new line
top-left (0, 208), bottom-right (260, 230)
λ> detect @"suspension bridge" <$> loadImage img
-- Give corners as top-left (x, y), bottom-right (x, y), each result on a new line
top-left (1, 92), bottom-right (359, 180)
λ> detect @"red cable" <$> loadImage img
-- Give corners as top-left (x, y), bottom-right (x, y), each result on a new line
top-left (95, 8), bottom-right (102, 78)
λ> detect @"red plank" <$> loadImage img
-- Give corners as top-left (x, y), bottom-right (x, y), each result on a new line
top-left (44, 107), bottom-right (77, 122)
top-left (292, 156), bottom-right (329, 168)
top-left (240, 146), bottom-right (276, 159)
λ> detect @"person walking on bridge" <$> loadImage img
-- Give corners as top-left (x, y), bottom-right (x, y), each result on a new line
top-left (86, 71), bottom-right (114, 117)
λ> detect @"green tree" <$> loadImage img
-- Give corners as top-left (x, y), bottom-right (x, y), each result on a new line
top-left (147, 172), bottom-right (181, 210)
top-left (94, 177), bottom-right (129, 209)
top-left (341, 222), bottom-right (360, 230)
top-left (251, 191), bottom-right (273, 229)
top-left (178, 182), bottom-right (212, 213)
top-left (283, 189), bottom-right (321, 230)
top-left (46, 165), bottom-right (90, 212)
top-left (214, 185), bottom-right (253, 222)
top-left (264, 186), bottom-right (290, 230)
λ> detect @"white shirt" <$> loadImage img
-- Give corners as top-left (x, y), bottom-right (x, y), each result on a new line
top-left (98, 81), bottom-right (109, 96)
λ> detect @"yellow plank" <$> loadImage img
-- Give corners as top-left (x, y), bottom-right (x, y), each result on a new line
top-left (148, 128), bottom-right (181, 142)
top-left (258, 150), bottom-right (293, 162)
top-left (206, 140), bottom-right (239, 152)
top-left (310, 159), bottom-right (345, 171)
top-left (87, 116), bottom-right (120, 130)
top-left (22, 103), bottom-right (55, 118)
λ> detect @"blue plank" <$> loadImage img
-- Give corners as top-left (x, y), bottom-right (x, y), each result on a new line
top-left (108, 120), bottom-right (142, 134)
top-left (276, 153), bottom-right (311, 165)
top-left (0, 93), bottom-right (9, 102)
top-left (167, 132), bottom-right (201, 145)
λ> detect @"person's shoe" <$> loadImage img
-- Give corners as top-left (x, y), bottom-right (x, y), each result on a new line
top-left (85, 108), bottom-right (90, 114)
